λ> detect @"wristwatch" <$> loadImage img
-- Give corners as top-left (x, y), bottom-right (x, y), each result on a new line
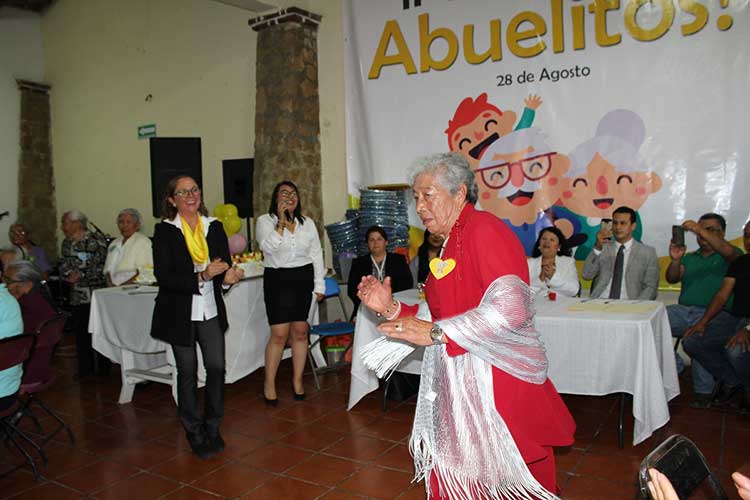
top-left (429, 324), bottom-right (444, 345)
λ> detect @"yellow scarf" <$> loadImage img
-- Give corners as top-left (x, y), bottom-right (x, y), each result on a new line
top-left (180, 216), bottom-right (209, 264)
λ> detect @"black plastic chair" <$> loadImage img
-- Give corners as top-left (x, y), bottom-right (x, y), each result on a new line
top-left (0, 333), bottom-right (44, 480)
top-left (18, 312), bottom-right (75, 447)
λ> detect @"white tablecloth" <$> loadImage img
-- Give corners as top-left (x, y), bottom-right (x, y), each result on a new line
top-left (89, 277), bottom-right (324, 404)
top-left (347, 294), bottom-right (679, 445)
top-left (347, 289), bottom-right (423, 410)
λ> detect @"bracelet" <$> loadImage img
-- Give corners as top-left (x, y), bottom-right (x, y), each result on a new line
top-left (200, 271), bottom-right (208, 282)
top-left (376, 300), bottom-right (401, 321)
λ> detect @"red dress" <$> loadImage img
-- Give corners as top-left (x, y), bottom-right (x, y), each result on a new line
top-left (401, 204), bottom-right (575, 495)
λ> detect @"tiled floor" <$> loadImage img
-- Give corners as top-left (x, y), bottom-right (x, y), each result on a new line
top-left (2, 348), bottom-right (749, 500)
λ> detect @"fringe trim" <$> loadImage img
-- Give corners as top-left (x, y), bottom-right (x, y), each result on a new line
top-left (360, 336), bottom-right (416, 378)
top-left (413, 430), bottom-right (557, 500)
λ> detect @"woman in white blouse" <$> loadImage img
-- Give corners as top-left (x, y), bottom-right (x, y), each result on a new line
top-left (256, 181), bottom-right (325, 405)
top-left (527, 226), bottom-right (580, 297)
top-left (104, 208), bottom-right (153, 286)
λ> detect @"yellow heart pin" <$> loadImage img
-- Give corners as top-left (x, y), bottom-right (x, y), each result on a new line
top-left (429, 257), bottom-right (456, 280)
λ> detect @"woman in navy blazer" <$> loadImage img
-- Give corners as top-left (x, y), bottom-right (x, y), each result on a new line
top-left (151, 176), bottom-right (243, 460)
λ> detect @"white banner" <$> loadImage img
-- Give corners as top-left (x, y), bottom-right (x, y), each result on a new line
top-left (344, 0), bottom-right (750, 259)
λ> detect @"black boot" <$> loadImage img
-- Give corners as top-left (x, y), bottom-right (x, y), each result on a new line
top-left (712, 382), bottom-right (741, 407)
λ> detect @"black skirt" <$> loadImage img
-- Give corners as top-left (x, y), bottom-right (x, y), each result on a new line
top-left (263, 264), bottom-right (314, 325)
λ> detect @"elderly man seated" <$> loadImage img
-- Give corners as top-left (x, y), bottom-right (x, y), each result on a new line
top-left (665, 213), bottom-right (743, 407)
top-left (582, 206), bottom-right (659, 300)
top-left (683, 221), bottom-right (750, 411)
top-left (104, 208), bottom-right (153, 286)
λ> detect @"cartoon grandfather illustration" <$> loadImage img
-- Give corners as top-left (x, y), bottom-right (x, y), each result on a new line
top-left (475, 128), bottom-right (578, 255)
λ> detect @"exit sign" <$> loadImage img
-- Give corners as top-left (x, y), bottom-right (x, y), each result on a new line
top-left (138, 124), bottom-right (156, 139)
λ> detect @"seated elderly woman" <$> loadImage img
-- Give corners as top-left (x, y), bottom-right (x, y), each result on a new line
top-left (0, 273), bottom-right (23, 412)
top-left (103, 208), bottom-right (153, 286)
top-left (3, 261), bottom-right (58, 385)
top-left (8, 222), bottom-right (52, 279)
top-left (527, 226), bottom-right (580, 297)
top-left (347, 226), bottom-right (412, 320)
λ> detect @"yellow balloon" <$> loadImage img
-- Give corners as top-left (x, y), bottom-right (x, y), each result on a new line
top-left (409, 226), bottom-right (425, 259)
top-left (223, 215), bottom-right (242, 236)
top-left (213, 204), bottom-right (230, 218)
top-left (224, 203), bottom-right (238, 217)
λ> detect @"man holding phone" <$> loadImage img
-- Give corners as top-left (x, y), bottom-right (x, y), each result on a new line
top-left (682, 220), bottom-right (750, 411)
top-left (665, 213), bottom-right (743, 408)
top-left (582, 206), bottom-right (659, 300)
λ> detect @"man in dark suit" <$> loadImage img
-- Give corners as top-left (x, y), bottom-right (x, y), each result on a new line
top-left (583, 206), bottom-right (659, 300)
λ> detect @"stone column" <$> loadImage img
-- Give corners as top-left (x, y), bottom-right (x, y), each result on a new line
top-left (16, 80), bottom-right (58, 263)
top-left (250, 7), bottom-right (323, 234)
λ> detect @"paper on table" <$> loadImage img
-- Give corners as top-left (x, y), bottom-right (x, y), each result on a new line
top-left (567, 300), bottom-right (658, 314)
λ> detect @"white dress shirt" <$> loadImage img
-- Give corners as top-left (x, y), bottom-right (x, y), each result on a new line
top-left (256, 213), bottom-right (325, 294)
top-left (165, 216), bottom-right (219, 321)
top-left (527, 255), bottom-right (580, 297)
top-left (593, 237), bottom-right (635, 300)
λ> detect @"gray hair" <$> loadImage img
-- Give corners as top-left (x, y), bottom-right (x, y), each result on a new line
top-left (567, 109), bottom-right (648, 178)
top-left (117, 208), bottom-right (143, 229)
top-left (478, 128), bottom-right (553, 169)
top-left (5, 260), bottom-right (44, 286)
top-left (63, 209), bottom-right (88, 229)
top-left (408, 152), bottom-right (478, 204)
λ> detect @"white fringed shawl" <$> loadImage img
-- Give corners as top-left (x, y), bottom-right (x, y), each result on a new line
top-left (361, 275), bottom-right (557, 500)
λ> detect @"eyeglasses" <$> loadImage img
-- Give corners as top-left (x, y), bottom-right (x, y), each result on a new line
top-left (475, 152), bottom-right (557, 190)
top-left (174, 186), bottom-right (201, 197)
top-left (279, 190), bottom-right (298, 199)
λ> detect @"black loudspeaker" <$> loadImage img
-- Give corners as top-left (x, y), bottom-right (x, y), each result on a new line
top-left (222, 158), bottom-right (254, 218)
top-left (149, 138), bottom-right (202, 218)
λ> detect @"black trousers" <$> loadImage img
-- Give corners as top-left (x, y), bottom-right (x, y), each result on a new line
top-left (72, 303), bottom-right (110, 377)
top-left (171, 317), bottom-right (225, 442)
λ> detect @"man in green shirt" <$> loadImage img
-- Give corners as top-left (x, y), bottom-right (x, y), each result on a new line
top-left (666, 213), bottom-right (743, 407)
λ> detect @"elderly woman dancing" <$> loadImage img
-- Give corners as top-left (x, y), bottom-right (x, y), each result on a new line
top-left (358, 153), bottom-right (575, 499)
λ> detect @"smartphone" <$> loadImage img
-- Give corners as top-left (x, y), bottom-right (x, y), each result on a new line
top-left (638, 435), bottom-right (725, 499)
top-left (672, 225), bottom-right (685, 247)
top-left (601, 218), bottom-right (613, 240)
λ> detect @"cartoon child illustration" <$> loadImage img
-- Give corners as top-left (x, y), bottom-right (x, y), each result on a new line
top-left (475, 128), bottom-right (576, 255)
top-left (556, 109), bottom-right (662, 260)
top-left (445, 93), bottom-right (543, 171)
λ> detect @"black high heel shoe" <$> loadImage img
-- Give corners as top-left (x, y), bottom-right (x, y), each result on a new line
top-left (292, 383), bottom-right (306, 401)
top-left (263, 390), bottom-right (279, 406)
top-left (264, 395), bottom-right (279, 406)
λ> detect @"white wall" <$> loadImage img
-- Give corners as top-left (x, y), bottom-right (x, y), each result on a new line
top-left (41, 0), bottom-right (258, 240)
top-left (40, 0), bottom-right (349, 262)
top-left (0, 7), bottom-right (45, 248)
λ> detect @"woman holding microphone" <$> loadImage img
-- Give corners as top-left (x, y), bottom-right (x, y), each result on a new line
top-left (151, 176), bottom-right (243, 459)
top-left (256, 181), bottom-right (325, 405)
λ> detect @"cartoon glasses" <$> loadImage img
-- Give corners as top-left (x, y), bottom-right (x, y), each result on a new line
top-left (475, 152), bottom-right (557, 189)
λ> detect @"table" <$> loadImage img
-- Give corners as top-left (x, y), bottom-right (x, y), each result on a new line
top-left (348, 289), bottom-right (423, 410)
top-left (348, 294), bottom-right (680, 446)
top-left (89, 277), bottom-right (325, 404)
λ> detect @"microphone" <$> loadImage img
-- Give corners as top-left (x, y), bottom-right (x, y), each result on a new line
top-left (89, 221), bottom-right (114, 244)
top-left (284, 209), bottom-right (292, 222)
